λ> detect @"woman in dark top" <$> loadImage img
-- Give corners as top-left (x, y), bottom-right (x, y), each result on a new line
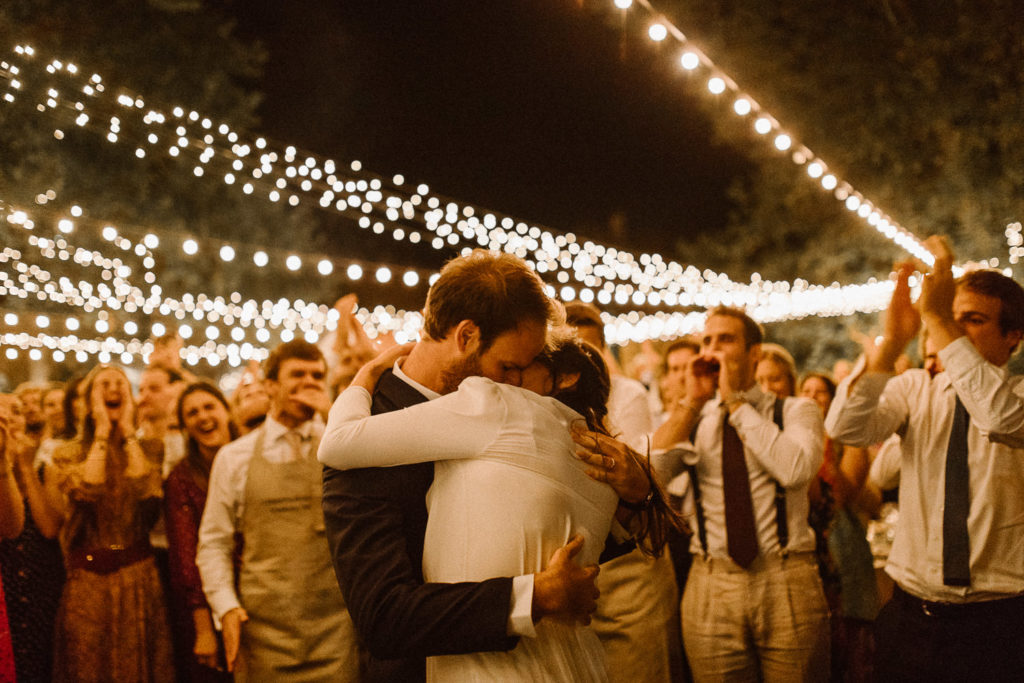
top-left (0, 391), bottom-right (65, 683)
top-left (164, 382), bottom-right (238, 682)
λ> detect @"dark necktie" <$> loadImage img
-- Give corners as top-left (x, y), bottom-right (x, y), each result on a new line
top-left (722, 410), bottom-right (758, 567)
top-left (942, 396), bottom-right (971, 587)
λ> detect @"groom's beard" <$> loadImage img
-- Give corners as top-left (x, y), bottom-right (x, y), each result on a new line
top-left (439, 351), bottom-right (483, 395)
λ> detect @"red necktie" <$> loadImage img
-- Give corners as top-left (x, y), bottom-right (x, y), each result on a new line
top-left (722, 410), bottom-right (758, 567)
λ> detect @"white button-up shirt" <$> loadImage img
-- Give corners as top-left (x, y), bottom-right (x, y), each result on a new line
top-left (654, 385), bottom-right (824, 557)
top-left (196, 414), bottom-right (322, 621)
top-left (826, 337), bottom-right (1024, 602)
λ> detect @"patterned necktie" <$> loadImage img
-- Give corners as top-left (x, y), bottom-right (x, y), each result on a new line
top-left (942, 396), bottom-right (971, 587)
top-left (721, 410), bottom-right (758, 567)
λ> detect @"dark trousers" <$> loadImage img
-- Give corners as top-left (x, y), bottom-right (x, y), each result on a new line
top-left (874, 585), bottom-right (1024, 683)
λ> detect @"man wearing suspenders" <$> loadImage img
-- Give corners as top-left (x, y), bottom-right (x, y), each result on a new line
top-left (653, 306), bottom-right (829, 681)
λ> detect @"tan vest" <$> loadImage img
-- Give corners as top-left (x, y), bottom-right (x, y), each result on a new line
top-left (236, 425), bottom-right (358, 682)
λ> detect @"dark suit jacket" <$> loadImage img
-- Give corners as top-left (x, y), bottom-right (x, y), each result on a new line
top-left (322, 369), bottom-right (518, 682)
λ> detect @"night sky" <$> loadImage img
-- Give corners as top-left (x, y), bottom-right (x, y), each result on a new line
top-left (228, 0), bottom-right (748, 256)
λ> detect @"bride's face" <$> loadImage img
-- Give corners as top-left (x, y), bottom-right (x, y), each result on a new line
top-left (519, 360), bottom-right (553, 396)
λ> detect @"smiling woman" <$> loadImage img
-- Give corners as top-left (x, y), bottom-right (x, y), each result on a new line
top-left (46, 363), bottom-right (175, 682)
top-left (164, 381), bottom-right (238, 681)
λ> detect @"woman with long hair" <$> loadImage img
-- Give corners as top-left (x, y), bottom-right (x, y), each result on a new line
top-left (164, 381), bottom-right (239, 682)
top-left (319, 336), bottom-right (672, 681)
top-left (47, 364), bottom-right (174, 683)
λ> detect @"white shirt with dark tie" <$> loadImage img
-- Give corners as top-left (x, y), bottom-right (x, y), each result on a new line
top-left (826, 337), bottom-right (1024, 602)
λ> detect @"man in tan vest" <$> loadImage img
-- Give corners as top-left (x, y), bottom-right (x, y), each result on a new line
top-left (197, 340), bottom-right (358, 681)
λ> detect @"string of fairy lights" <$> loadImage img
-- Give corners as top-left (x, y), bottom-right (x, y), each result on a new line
top-left (2, 192), bottom-right (905, 368)
top-left (0, 37), bottom-right (940, 305)
top-left (621, 0), bottom-right (937, 267)
top-left (0, 5), bottom-right (1011, 371)
top-left (1, 200), bottom-right (427, 368)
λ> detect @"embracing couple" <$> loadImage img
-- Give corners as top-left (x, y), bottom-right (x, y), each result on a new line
top-left (319, 249), bottom-right (664, 682)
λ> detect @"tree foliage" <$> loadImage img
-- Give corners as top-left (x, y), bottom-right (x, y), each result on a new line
top-left (652, 0), bottom-right (1024, 368)
top-left (662, 0), bottom-right (1023, 279)
top-left (0, 0), bottom-right (321, 300)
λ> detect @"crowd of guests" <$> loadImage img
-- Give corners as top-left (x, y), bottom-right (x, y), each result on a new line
top-left (0, 236), bottom-right (1022, 682)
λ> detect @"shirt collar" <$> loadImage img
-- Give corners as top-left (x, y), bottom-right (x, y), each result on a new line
top-left (716, 383), bottom-right (767, 410)
top-left (264, 414), bottom-right (321, 442)
top-left (393, 359), bottom-right (441, 400)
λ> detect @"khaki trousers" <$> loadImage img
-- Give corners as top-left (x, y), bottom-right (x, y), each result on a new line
top-left (682, 552), bottom-right (829, 683)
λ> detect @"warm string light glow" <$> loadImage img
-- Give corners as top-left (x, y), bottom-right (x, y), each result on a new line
top-left (1, 199), bottom-right (428, 365)
top-left (1006, 222), bottom-right (1022, 266)
top-left (0, 40), bottom-right (987, 368)
top-left (2, 187), bottom-right (921, 369)
top-left (626, 0), bottom-right (936, 267)
top-left (0, 300), bottom-right (424, 367)
top-left (0, 42), bottom-right (935, 305)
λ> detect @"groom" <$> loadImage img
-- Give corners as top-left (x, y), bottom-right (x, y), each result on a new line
top-left (322, 249), bottom-right (651, 681)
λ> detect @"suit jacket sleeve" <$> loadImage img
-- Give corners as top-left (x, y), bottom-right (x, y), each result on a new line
top-left (321, 370), bottom-right (518, 661)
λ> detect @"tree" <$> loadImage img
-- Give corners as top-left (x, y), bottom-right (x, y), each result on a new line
top-left (648, 0), bottom-right (1024, 368)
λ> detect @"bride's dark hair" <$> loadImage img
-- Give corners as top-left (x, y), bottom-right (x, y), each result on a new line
top-left (538, 338), bottom-right (611, 435)
top-left (540, 335), bottom-right (683, 558)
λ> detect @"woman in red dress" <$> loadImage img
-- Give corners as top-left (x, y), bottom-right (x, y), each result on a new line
top-left (164, 382), bottom-right (238, 682)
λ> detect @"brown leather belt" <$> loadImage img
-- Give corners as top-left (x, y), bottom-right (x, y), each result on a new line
top-left (68, 542), bottom-right (153, 575)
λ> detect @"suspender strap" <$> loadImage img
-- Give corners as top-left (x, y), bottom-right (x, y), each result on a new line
top-left (686, 396), bottom-right (790, 557)
top-left (772, 397), bottom-right (789, 551)
top-left (686, 461), bottom-right (709, 555)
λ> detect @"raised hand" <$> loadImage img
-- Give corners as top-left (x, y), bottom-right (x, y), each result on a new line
top-left (91, 384), bottom-right (112, 440)
top-left (532, 535), bottom-right (600, 625)
top-left (292, 386), bottom-right (333, 416)
top-left (117, 380), bottom-right (136, 437)
top-left (867, 261), bottom-right (921, 373)
top-left (918, 236), bottom-right (956, 323)
top-left (350, 342), bottom-right (416, 392)
top-left (685, 355), bottom-right (718, 405)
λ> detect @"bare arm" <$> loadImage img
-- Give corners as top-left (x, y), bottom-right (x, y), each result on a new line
top-left (16, 449), bottom-right (63, 539)
top-left (0, 428), bottom-right (24, 539)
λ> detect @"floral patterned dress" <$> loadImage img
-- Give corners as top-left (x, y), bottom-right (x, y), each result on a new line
top-left (50, 438), bottom-right (175, 683)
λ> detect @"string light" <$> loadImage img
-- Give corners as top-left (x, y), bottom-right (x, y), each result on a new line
top-left (1006, 222), bottom-right (1022, 265)
top-left (0, 42), bottom-right (937, 304)
top-left (0, 39), bottom-right (995, 369)
top-left (622, 0), bottom-right (936, 266)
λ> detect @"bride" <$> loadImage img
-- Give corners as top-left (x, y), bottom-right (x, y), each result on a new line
top-left (319, 336), bottom-right (620, 681)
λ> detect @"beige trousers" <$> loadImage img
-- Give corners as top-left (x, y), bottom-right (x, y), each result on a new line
top-left (591, 548), bottom-right (681, 682)
top-left (682, 552), bottom-right (830, 683)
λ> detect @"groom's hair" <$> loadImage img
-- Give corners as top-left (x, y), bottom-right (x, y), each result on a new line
top-left (423, 249), bottom-right (559, 351)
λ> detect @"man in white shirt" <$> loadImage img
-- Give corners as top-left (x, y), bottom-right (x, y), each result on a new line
top-left (653, 305), bottom-right (829, 681)
top-left (197, 340), bottom-right (358, 681)
top-left (136, 365), bottom-right (186, 477)
top-left (826, 236), bottom-right (1024, 682)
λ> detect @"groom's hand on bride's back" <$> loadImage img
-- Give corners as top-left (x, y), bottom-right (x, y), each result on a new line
top-left (531, 534), bottom-right (600, 626)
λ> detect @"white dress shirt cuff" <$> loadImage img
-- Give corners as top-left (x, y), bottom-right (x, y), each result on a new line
top-left (508, 574), bottom-right (536, 638)
top-left (208, 589), bottom-right (242, 630)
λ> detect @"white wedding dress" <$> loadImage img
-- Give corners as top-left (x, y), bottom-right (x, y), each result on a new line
top-left (320, 376), bottom-right (617, 681)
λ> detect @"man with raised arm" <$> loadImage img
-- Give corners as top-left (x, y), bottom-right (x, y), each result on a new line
top-left (320, 250), bottom-right (651, 682)
top-left (652, 306), bottom-right (829, 681)
top-left (826, 236), bottom-right (1024, 682)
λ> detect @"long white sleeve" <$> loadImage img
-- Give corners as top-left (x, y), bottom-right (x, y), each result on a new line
top-left (317, 377), bottom-right (508, 470)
